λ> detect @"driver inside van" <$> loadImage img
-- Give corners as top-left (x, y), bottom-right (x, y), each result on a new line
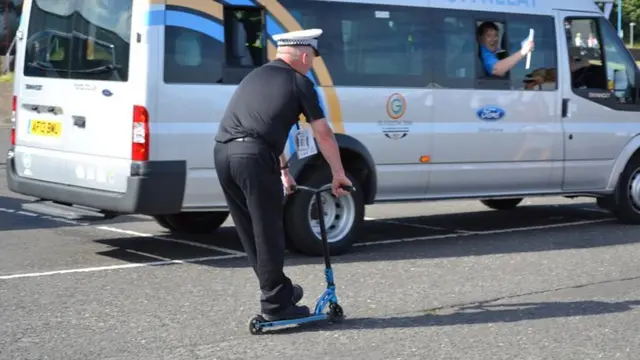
top-left (477, 21), bottom-right (534, 77)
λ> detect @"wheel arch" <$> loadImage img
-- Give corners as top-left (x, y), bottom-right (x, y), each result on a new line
top-left (606, 134), bottom-right (640, 191)
top-left (287, 133), bottom-right (377, 205)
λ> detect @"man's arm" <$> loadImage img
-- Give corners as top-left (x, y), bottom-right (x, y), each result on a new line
top-left (295, 75), bottom-right (345, 177)
top-left (492, 52), bottom-right (525, 76)
top-left (482, 41), bottom-right (533, 77)
top-left (279, 153), bottom-right (289, 174)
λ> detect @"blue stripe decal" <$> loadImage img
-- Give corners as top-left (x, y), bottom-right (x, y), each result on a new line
top-left (146, 10), bottom-right (165, 26)
top-left (146, 1), bottom-right (327, 157)
top-left (165, 11), bottom-right (224, 41)
top-left (223, 0), bottom-right (254, 5)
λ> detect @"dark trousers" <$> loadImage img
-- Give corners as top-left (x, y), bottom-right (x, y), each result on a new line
top-left (213, 140), bottom-right (294, 314)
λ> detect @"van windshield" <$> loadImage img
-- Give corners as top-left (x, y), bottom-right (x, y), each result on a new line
top-left (22, 0), bottom-right (132, 82)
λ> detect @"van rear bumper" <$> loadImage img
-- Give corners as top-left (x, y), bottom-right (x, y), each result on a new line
top-left (6, 156), bottom-right (187, 215)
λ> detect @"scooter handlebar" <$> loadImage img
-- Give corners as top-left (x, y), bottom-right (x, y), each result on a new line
top-left (289, 184), bottom-right (355, 194)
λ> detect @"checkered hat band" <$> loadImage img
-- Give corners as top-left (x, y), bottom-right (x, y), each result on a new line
top-left (277, 39), bottom-right (314, 46)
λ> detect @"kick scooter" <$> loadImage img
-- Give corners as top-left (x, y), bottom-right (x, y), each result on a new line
top-left (248, 183), bottom-right (356, 335)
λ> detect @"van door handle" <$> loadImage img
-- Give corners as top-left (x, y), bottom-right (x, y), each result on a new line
top-left (72, 115), bottom-right (86, 128)
top-left (562, 98), bottom-right (570, 118)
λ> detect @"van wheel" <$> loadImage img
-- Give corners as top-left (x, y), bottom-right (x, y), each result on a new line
top-left (152, 215), bottom-right (178, 231)
top-left (284, 167), bottom-right (364, 257)
top-left (610, 156), bottom-right (640, 224)
top-left (480, 198), bottom-right (523, 210)
top-left (159, 211), bottom-right (230, 234)
top-left (596, 196), bottom-right (615, 211)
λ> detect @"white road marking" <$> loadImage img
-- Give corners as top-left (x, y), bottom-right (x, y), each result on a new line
top-left (580, 207), bottom-right (610, 214)
top-left (1, 205), bottom-right (246, 256)
top-left (354, 218), bottom-right (614, 247)
top-left (40, 215), bottom-right (88, 226)
top-left (96, 226), bottom-right (246, 256)
top-left (366, 216), bottom-right (472, 234)
top-left (0, 203), bottom-right (616, 278)
top-left (375, 218), bottom-right (473, 234)
top-left (0, 254), bottom-right (246, 280)
top-left (16, 210), bottom-right (38, 217)
top-left (126, 249), bottom-right (173, 262)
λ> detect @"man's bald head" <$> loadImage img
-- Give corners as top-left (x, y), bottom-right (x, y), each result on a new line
top-left (276, 45), bottom-right (316, 74)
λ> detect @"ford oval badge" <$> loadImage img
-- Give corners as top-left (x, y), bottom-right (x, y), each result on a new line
top-left (476, 106), bottom-right (505, 121)
top-left (102, 89), bottom-right (113, 97)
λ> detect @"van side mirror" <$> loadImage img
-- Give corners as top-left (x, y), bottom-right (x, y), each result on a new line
top-left (612, 69), bottom-right (628, 92)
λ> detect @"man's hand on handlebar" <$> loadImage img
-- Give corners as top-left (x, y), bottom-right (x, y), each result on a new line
top-left (331, 173), bottom-right (352, 197)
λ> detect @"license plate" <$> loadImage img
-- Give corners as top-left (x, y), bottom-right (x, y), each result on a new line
top-left (29, 119), bottom-right (62, 137)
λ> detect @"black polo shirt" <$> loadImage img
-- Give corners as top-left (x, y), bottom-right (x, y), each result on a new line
top-left (214, 59), bottom-right (325, 155)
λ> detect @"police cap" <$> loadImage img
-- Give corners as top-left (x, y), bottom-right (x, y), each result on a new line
top-left (272, 29), bottom-right (323, 56)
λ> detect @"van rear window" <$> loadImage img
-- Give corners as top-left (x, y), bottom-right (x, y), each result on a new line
top-left (23, 0), bottom-right (132, 82)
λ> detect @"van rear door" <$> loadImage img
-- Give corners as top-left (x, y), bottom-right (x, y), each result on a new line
top-left (13, 0), bottom-right (134, 193)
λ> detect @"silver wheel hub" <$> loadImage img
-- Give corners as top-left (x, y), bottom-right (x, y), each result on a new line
top-left (629, 170), bottom-right (640, 211)
top-left (307, 192), bottom-right (356, 243)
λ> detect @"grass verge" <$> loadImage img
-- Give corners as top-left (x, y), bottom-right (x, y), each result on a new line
top-left (0, 72), bottom-right (13, 83)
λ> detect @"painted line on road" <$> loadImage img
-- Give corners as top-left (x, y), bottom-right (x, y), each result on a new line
top-left (0, 254), bottom-right (246, 280)
top-left (580, 207), bottom-right (610, 214)
top-left (365, 216), bottom-right (474, 234)
top-left (0, 215), bottom-right (614, 280)
top-left (0, 204), bottom-right (246, 257)
top-left (96, 226), bottom-right (246, 256)
top-left (354, 218), bottom-right (614, 247)
top-left (126, 249), bottom-right (174, 262)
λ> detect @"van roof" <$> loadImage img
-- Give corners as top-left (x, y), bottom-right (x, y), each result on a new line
top-left (314, 0), bottom-right (602, 15)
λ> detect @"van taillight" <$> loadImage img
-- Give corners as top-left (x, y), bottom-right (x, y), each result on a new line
top-left (132, 105), bottom-right (149, 161)
top-left (10, 95), bottom-right (16, 146)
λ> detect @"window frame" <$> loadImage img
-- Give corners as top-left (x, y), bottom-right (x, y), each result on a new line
top-left (299, 1), bottom-right (434, 88)
top-left (505, 13), bottom-right (558, 91)
top-left (472, 11), bottom-right (510, 90)
top-left (430, 8), bottom-right (478, 90)
top-left (221, 4), bottom-right (268, 84)
top-left (564, 15), bottom-right (640, 112)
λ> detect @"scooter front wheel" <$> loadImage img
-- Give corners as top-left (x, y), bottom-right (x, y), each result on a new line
top-left (328, 303), bottom-right (344, 323)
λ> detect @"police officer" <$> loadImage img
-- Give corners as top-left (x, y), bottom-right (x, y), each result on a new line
top-left (213, 29), bottom-right (352, 321)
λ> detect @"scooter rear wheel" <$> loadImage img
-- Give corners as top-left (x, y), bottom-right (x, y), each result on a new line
top-left (249, 315), bottom-right (265, 335)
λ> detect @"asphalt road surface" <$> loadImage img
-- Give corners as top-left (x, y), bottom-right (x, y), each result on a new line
top-left (1, 127), bottom-right (639, 360)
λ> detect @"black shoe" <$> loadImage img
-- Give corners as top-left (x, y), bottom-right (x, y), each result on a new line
top-left (292, 284), bottom-right (303, 304)
top-left (263, 304), bottom-right (311, 322)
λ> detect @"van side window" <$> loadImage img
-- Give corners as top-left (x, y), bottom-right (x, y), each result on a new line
top-left (220, 6), bottom-right (267, 84)
top-left (565, 17), bottom-right (638, 107)
top-left (164, 27), bottom-right (223, 84)
top-left (432, 13), bottom-right (476, 89)
top-left (223, 7), bottom-right (266, 68)
top-left (598, 19), bottom-right (637, 105)
top-left (474, 19), bottom-right (511, 90)
top-left (506, 15), bottom-right (557, 91)
top-left (332, 4), bottom-right (431, 87)
top-left (282, 1), bottom-right (432, 88)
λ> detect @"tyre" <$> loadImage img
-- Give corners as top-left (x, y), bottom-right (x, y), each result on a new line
top-left (609, 156), bottom-right (640, 224)
top-left (284, 167), bottom-right (364, 256)
top-left (480, 198), bottom-right (523, 210)
top-left (152, 215), bottom-right (177, 231)
top-left (596, 196), bottom-right (615, 211)
top-left (159, 211), bottom-right (230, 234)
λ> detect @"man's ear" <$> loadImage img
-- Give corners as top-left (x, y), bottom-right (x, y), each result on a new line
top-left (301, 51), bottom-right (311, 64)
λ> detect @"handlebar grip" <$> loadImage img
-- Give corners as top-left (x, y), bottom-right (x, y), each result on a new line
top-left (340, 185), bottom-right (356, 193)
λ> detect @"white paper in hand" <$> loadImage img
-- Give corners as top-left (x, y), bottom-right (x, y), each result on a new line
top-left (295, 126), bottom-right (318, 159)
top-left (521, 28), bottom-right (534, 69)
